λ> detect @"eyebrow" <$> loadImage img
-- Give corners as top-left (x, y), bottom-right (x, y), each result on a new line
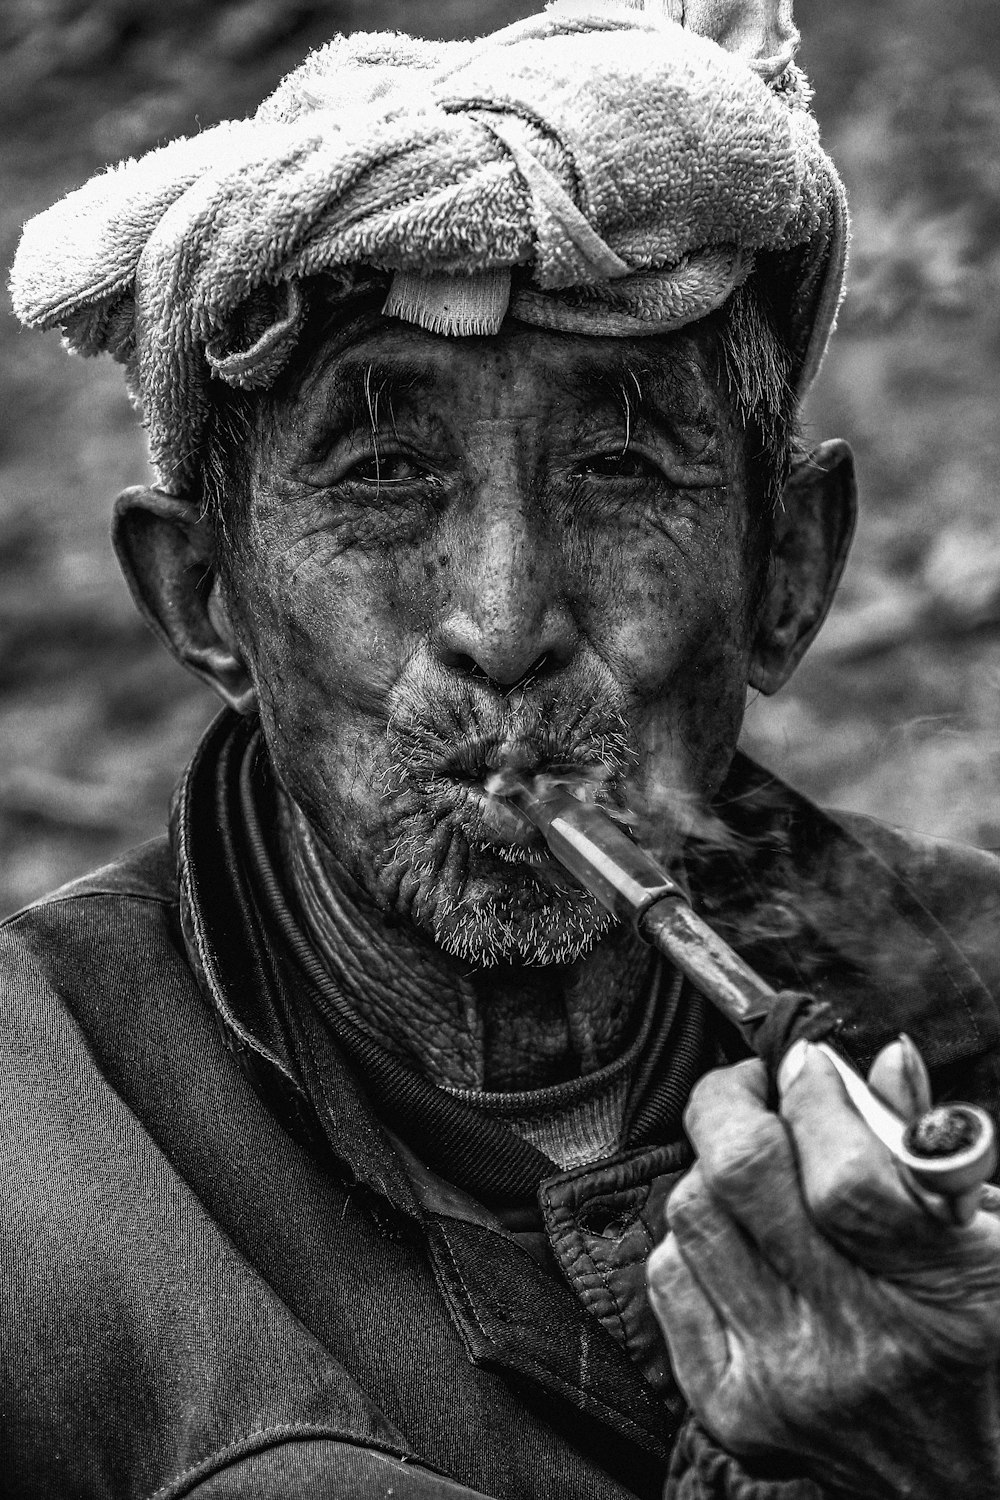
top-left (553, 357), bottom-right (645, 446)
top-left (329, 356), bottom-right (432, 430)
top-left (290, 337), bottom-right (715, 461)
top-left (550, 343), bottom-right (715, 438)
top-left (291, 354), bottom-right (436, 458)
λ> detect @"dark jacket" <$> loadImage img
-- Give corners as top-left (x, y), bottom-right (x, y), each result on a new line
top-left (4, 713), bottom-right (1000, 1500)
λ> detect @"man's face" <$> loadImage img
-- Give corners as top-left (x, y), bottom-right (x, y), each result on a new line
top-left (223, 319), bottom-right (761, 965)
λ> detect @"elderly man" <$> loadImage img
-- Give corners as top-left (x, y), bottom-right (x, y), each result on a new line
top-left (7, 3), bottom-right (1000, 1497)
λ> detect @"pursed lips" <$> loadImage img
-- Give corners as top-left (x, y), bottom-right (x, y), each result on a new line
top-left (426, 736), bottom-right (622, 855)
top-left (439, 735), bottom-right (546, 782)
top-left (430, 737), bottom-right (544, 848)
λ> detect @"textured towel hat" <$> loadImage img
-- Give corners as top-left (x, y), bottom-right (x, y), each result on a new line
top-left (10, 0), bottom-right (846, 497)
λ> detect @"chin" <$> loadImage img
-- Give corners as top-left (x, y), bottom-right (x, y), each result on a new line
top-left (421, 866), bottom-right (613, 969)
top-left (357, 788), bottom-right (614, 966)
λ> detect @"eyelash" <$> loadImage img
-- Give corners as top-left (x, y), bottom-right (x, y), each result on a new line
top-left (341, 452), bottom-right (429, 486)
top-left (573, 450), bottom-right (665, 482)
top-left (334, 445), bottom-right (708, 494)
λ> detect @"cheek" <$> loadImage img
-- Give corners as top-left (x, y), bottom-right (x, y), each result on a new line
top-left (592, 516), bottom-right (755, 799)
top-left (595, 516), bottom-right (753, 695)
top-left (227, 540), bottom-right (415, 798)
top-left (240, 542), bottom-right (393, 692)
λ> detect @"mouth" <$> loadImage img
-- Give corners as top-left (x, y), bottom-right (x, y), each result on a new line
top-left (439, 735), bottom-right (546, 784)
top-left (429, 759), bottom-right (543, 856)
top-left (428, 739), bottom-right (546, 855)
top-left (427, 738), bottom-right (622, 859)
top-left (455, 779), bottom-right (545, 855)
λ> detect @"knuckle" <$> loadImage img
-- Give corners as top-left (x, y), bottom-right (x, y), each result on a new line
top-left (805, 1146), bottom-right (882, 1233)
top-left (683, 1066), bottom-right (729, 1132)
top-left (703, 1391), bottom-right (749, 1454)
top-left (645, 1233), bottom-right (688, 1307)
top-left (646, 1232), bottom-right (681, 1285)
top-left (702, 1373), bottom-right (768, 1455)
top-left (663, 1167), bottom-right (710, 1238)
top-left (702, 1115), bottom-right (787, 1201)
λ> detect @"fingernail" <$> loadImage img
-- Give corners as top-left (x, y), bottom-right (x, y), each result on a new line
top-left (898, 1032), bottom-right (932, 1116)
top-left (898, 1032), bottom-right (918, 1065)
top-left (949, 1188), bottom-right (981, 1227)
top-left (778, 1038), bottom-right (811, 1095)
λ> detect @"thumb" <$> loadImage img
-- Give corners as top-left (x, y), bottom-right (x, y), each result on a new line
top-left (867, 1033), bottom-right (932, 1122)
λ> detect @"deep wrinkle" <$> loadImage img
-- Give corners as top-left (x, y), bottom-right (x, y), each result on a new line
top-left (290, 355), bottom-right (440, 471)
top-left (287, 341), bottom-right (732, 495)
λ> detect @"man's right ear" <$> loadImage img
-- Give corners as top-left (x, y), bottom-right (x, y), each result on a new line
top-left (113, 486), bottom-right (256, 714)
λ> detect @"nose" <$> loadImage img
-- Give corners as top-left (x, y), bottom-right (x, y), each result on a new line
top-left (433, 507), bottom-right (577, 691)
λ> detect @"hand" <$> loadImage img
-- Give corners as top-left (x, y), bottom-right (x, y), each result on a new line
top-left (647, 1039), bottom-right (1000, 1498)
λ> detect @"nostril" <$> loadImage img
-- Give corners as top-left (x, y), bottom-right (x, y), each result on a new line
top-left (508, 652), bottom-right (553, 692)
top-left (440, 651), bottom-right (492, 682)
top-left (441, 649), bottom-right (557, 693)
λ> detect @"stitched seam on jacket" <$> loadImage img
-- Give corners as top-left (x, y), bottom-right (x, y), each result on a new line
top-left (434, 1226), bottom-right (659, 1447)
top-left (148, 1423), bottom-right (419, 1500)
top-left (0, 889), bottom-right (177, 932)
top-left (296, 1014), bottom-right (401, 1205)
top-left (594, 1252), bottom-right (631, 1349)
top-left (436, 1227), bottom-right (494, 1345)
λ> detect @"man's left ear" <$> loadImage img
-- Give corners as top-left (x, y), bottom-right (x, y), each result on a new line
top-left (748, 439), bottom-right (857, 695)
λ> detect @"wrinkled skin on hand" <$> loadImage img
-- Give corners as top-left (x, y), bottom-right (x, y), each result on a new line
top-left (647, 1040), bottom-right (1000, 1498)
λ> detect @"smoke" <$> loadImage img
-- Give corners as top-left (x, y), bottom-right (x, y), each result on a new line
top-left (481, 726), bottom-right (758, 892)
top-left (378, 675), bottom-right (975, 1002)
top-left (481, 746), bottom-right (865, 977)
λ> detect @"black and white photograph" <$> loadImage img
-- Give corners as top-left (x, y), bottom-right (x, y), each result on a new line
top-left (4, 2), bottom-right (1000, 1495)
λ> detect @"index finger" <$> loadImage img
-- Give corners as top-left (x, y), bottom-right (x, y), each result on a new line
top-left (778, 1042), bottom-right (957, 1267)
top-left (684, 1055), bottom-right (769, 1136)
top-left (682, 1057), bottom-right (771, 1176)
top-left (683, 1057), bottom-right (822, 1287)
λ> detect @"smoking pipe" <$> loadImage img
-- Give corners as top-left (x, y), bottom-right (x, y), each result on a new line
top-left (496, 773), bottom-right (997, 1221)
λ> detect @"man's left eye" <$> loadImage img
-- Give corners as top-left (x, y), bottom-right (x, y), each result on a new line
top-left (577, 450), bottom-right (663, 480)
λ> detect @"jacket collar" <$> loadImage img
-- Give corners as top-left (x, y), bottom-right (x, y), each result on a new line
top-left (172, 710), bottom-right (422, 1216)
top-left (174, 712), bottom-right (1000, 1184)
top-left (168, 712), bottom-right (1000, 1466)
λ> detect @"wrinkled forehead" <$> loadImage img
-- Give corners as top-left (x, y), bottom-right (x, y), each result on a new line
top-left (277, 313), bottom-right (724, 433)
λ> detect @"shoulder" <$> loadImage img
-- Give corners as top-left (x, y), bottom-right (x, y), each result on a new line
top-left (828, 807), bottom-right (1000, 918)
top-left (0, 834), bottom-right (196, 1244)
top-left (818, 806), bottom-right (1000, 998)
top-left (4, 833), bottom-right (178, 915)
top-left (827, 810), bottom-right (1000, 948)
top-left (0, 836), bottom-right (194, 1181)
top-left (716, 753), bottom-right (1000, 970)
top-left (0, 834), bottom-right (180, 991)
top-left (706, 757), bottom-right (1000, 1078)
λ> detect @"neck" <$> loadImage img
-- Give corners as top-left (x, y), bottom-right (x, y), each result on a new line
top-left (279, 795), bottom-right (656, 1092)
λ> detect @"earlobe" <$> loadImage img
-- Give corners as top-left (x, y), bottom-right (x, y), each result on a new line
top-left (748, 439), bottom-right (857, 696)
top-left (112, 485), bottom-right (256, 714)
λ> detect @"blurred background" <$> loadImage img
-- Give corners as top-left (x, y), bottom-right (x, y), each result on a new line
top-left (1, 0), bottom-right (999, 914)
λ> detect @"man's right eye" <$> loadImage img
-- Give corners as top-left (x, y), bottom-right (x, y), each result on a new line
top-left (342, 453), bottom-right (425, 485)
